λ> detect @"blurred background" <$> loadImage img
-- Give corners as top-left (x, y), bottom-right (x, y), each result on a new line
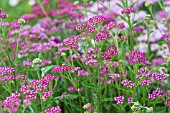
top-left (0, 0), bottom-right (32, 22)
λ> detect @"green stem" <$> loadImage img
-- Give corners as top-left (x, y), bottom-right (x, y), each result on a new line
top-left (128, 16), bottom-right (134, 50)
top-left (21, 107), bottom-right (26, 113)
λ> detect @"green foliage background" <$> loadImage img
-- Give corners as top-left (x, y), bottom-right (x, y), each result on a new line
top-left (0, 0), bottom-right (31, 22)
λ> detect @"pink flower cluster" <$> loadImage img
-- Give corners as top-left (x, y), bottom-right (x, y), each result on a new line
top-left (0, 8), bottom-right (8, 19)
top-left (52, 65), bottom-right (73, 73)
top-left (18, 41), bottom-right (60, 57)
top-left (80, 48), bottom-right (99, 67)
top-left (0, 66), bottom-right (15, 76)
top-left (103, 45), bottom-right (118, 61)
top-left (161, 33), bottom-right (170, 44)
top-left (41, 60), bottom-right (52, 66)
top-left (121, 79), bottom-right (135, 88)
top-left (42, 106), bottom-right (62, 113)
top-left (94, 30), bottom-right (110, 42)
top-left (128, 50), bottom-right (148, 65)
top-left (0, 74), bottom-right (27, 82)
top-left (104, 21), bottom-right (117, 30)
top-left (152, 72), bottom-right (167, 81)
top-left (137, 67), bottom-right (153, 85)
top-left (114, 96), bottom-right (124, 105)
top-left (148, 88), bottom-right (164, 100)
top-left (64, 34), bottom-right (83, 50)
top-left (165, 101), bottom-right (170, 107)
top-left (75, 15), bottom-right (112, 41)
top-left (121, 8), bottom-right (135, 15)
top-left (137, 67), bottom-right (167, 86)
top-left (127, 97), bottom-right (133, 103)
top-left (78, 70), bottom-right (89, 76)
top-left (2, 92), bottom-right (21, 113)
top-left (20, 74), bottom-right (58, 107)
top-left (42, 91), bottom-right (53, 100)
top-left (0, 67), bottom-right (26, 83)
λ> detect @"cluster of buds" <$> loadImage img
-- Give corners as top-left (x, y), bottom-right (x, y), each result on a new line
top-left (131, 101), bottom-right (153, 113)
top-left (83, 103), bottom-right (94, 112)
top-left (31, 58), bottom-right (42, 69)
top-left (2, 92), bottom-right (21, 113)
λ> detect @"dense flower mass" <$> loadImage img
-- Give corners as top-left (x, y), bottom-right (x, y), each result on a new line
top-left (148, 88), bottom-right (164, 100)
top-left (52, 65), bottom-right (73, 73)
top-left (64, 34), bottom-right (83, 50)
top-left (128, 50), bottom-right (148, 65)
top-left (1, 0), bottom-right (170, 112)
top-left (121, 79), bottom-right (135, 88)
top-left (94, 30), bottom-right (110, 42)
top-left (0, 66), bottom-right (15, 76)
top-left (2, 92), bottom-right (21, 113)
top-left (102, 45), bottom-right (118, 60)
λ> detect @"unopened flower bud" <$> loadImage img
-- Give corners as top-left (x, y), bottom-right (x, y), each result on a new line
top-left (150, 20), bottom-right (156, 25)
top-left (144, 14), bottom-right (151, 20)
top-left (18, 18), bottom-right (25, 24)
top-left (146, 107), bottom-right (153, 113)
top-left (161, 18), bottom-right (166, 24)
top-left (131, 101), bottom-right (140, 112)
top-left (61, 52), bottom-right (66, 56)
top-left (32, 58), bottom-right (42, 68)
top-left (32, 58), bottom-right (41, 64)
top-left (83, 103), bottom-right (91, 109)
top-left (74, 1), bottom-right (79, 5)
top-left (55, 100), bottom-right (59, 104)
top-left (145, 1), bottom-right (153, 7)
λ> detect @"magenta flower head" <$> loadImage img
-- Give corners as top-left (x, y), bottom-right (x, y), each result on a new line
top-left (118, 23), bottom-right (125, 29)
top-left (121, 8), bottom-right (136, 15)
top-left (148, 88), bottom-right (164, 100)
top-left (121, 79), bottom-right (135, 88)
top-left (52, 65), bottom-right (73, 73)
top-left (161, 33), bottom-right (169, 40)
top-left (104, 21), bottom-right (117, 30)
top-left (0, 66), bottom-right (15, 76)
top-left (121, 36), bottom-right (128, 41)
top-left (42, 91), bottom-right (53, 100)
top-left (102, 45), bottom-right (118, 61)
top-left (68, 85), bottom-right (77, 92)
top-left (94, 30), bottom-right (110, 42)
top-left (165, 101), bottom-right (170, 107)
top-left (127, 50), bottom-right (148, 65)
top-left (114, 96), bottom-right (124, 105)
top-left (42, 106), bottom-right (62, 113)
top-left (128, 97), bottom-right (133, 103)
top-left (2, 92), bottom-right (21, 113)
top-left (152, 72), bottom-right (167, 81)
top-left (0, 8), bottom-right (8, 19)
